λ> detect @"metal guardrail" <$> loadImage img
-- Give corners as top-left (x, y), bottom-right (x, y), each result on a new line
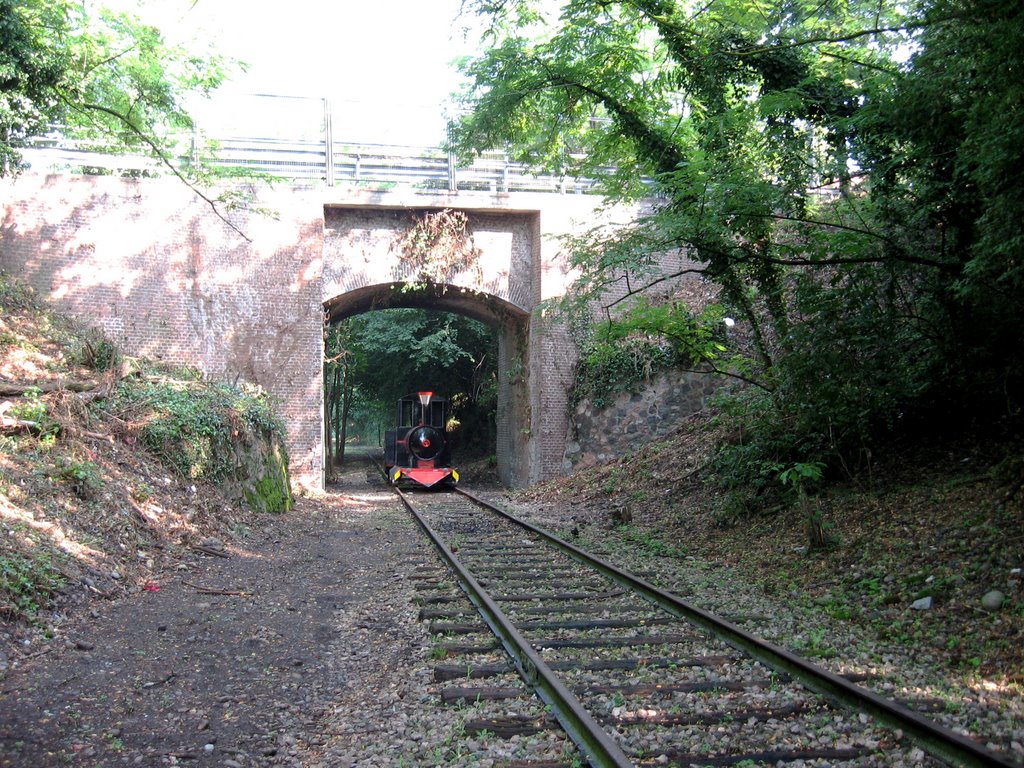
top-left (19, 96), bottom-right (844, 199)
top-left (21, 131), bottom-right (600, 195)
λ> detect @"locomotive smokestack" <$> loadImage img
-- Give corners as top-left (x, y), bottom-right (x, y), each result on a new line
top-left (418, 391), bottom-right (433, 407)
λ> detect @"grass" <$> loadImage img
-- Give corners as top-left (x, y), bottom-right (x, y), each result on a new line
top-left (616, 524), bottom-right (688, 559)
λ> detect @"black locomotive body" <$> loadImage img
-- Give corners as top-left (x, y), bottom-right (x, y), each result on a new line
top-left (383, 391), bottom-right (459, 488)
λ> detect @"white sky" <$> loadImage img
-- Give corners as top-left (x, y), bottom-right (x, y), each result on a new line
top-left (128, 0), bottom-right (480, 145)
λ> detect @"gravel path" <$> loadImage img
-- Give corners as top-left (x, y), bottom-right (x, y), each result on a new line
top-left (0, 462), bottom-right (424, 767)
top-left (0, 462), bottom-right (577, 767)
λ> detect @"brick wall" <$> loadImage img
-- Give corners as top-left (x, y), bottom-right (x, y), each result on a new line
top-left (2, 175), bottom-right (681, 490)
top-left (1, 174), bottom-right (326, 491)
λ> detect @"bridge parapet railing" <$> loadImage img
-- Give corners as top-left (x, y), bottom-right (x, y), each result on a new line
top-left (20, 129), bottom-right (600, 195)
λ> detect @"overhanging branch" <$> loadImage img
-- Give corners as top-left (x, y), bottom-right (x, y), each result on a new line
top-left (70, 100), bottom-right (252, 243)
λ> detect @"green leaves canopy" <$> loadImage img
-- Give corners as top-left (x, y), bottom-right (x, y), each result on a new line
top-left (325, 310), bottom-right (498, 450)
top-left (454, 0), bottom-right (1024, 475)
top-left (1, 0), bottom-right (231, 174)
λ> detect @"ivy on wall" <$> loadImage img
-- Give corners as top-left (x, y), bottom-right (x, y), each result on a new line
top-left (572, 297), bottom-right (731, 409)
top-left (392, 209), bottom-right (483, 287)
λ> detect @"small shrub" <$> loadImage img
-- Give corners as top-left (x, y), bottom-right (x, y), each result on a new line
top-left (130, 482), bottom-right (154, 503)
top-left (0, 545), bottom-right (65, 621)
top-left (56, 459), bottom-right (103, 500)
top-left (714, 490), bottom-right (756, 528)
top-left (9, 387), bottom-right (60, 439)
top-left (0, 272), bottom-right (42, 312)
top-left (70, 328), bottom-right (120, 372)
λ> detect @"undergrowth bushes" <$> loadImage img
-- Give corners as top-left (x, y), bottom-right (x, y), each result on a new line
top-left (572, 298), bottom-right (726, 408)
top-left (574, 336), bottom-right (676, 408)
top-left (109, 377), bottom-right (287, 488)
top-left (0, 545), bottom-right (65, 622)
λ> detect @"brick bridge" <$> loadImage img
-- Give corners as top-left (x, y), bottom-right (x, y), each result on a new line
top-left (1, 174), bottom-right (648, 491)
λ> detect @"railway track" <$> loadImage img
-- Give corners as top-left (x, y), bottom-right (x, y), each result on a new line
top-left (393, 482), bottom-right (1018, 768)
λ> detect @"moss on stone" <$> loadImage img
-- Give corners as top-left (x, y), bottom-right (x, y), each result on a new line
top-left (244, 468), bottom-right (293, 514)
top-left (242, 443), bottom-right (293, 514)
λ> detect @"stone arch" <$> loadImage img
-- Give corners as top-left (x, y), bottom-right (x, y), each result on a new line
top-left (322, 205), bottom-right (539, 318)
top-left (323, 281), bottom-right (532, 487)
top-left (324, 281), bottom-right (528, 327)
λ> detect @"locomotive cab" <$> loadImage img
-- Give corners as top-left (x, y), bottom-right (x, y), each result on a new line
top-left (384, 391), bottom-right (459, 488)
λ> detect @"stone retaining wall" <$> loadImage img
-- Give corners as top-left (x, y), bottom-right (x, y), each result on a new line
top-left (564, 368), bottom-right (719, 470)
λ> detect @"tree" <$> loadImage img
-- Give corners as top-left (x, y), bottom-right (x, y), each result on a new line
top-left (324, 320), bottom-right (367, 468)
top-left (453, 0), bottom-right (1024, 487)
top-left (858, 0), bottom-right (1024, 406)
top-left (2, 0), bottom-right (231, 169)
top-left (1, 0), bottom-right (237, 224)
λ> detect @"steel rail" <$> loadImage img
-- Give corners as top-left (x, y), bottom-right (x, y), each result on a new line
top-left (456, 487), bottom-right (1019, 768)
top-left (393, 487), bottom-right (634, 768)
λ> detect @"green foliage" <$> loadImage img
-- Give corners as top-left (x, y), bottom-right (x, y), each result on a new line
top-left (574, 298), bottom-right (728, 407)
top-left (0, 543), bottom-right (65, 621)
top-left (0, 271), bottom-right (43, 312)
top-left (0, 0), bottom-right (66, 173)
top-left (55, 458), bottom-right (102, 500)
top-left (68, 328), bottom-right (120, 372)
top-left (327, 309), bottom-right (498, 455)
top-left (112, 377), bottom-right (285, 485)
top-left (575, 336), bottom-right (675, 408)
top-left (9, 387), bottom-right (59, 439)
top-left (778, 461), bottom-right (825, 491)
top-left (243, 470), bottom-right (293, 515)
top-left (459, 0), bottom-right (1024, 501)
top-left (1, 0), bottom-right (234, 176)
top-left (618, 525), bottom-right (688, 558)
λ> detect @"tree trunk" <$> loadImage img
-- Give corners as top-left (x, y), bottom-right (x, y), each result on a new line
top-left (330, 365), bottom-right (342, 466)
top-left (802, 493), bottom-right (826, 551)
top-left (336, 358), bottom-right (350, 465)
top-left (323, 372), bottom-right (333, 471)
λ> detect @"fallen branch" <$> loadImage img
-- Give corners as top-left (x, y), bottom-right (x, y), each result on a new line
top-left (12, 645), bottom-right (54, 661)
top-left (1, 363), bottom-right (126, 405)
top-left (141, 671), bottom-right (177, 689)
top-left (189, 545), bottom-right (231, 559)
top-left (84, 581), bottom-right (115, 599)
top-left (183, 580), bottom-right (251, 597)
top-left (81, 430), bottom-right (114, 442)
top-left (0, 418), bottom-right (43, 435)
top-left (0, 379), bottom-right (100, 397)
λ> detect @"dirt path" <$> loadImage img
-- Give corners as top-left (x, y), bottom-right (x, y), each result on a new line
top-left (0, 461), bottom-right (431, 767)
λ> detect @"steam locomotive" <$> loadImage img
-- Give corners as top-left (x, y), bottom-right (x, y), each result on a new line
top-left (384, 391), bottom-right (459, 488)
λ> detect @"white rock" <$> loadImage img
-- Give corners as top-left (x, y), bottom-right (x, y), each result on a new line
top-left (981, 590), bottom-right (1005, 611)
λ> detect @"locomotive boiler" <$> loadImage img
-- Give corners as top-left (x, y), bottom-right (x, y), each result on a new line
top-left (384, 391), bottom-right (459, 488)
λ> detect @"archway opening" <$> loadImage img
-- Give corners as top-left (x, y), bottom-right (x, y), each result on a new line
top-left (322, 282), bottom-right (530, 487)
